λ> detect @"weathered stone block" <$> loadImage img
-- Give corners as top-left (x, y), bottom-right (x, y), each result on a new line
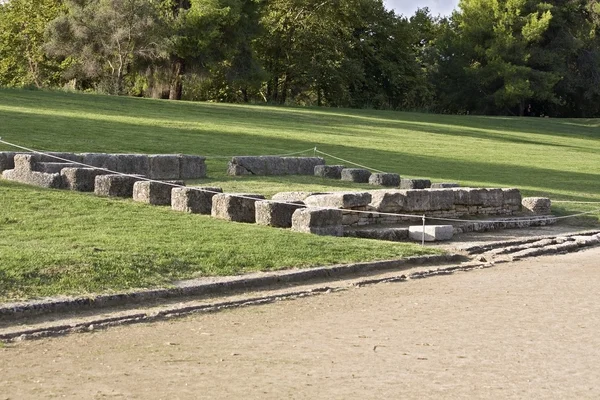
top-left (94, 174), bottom-right (142, 197)
top-left (400, 178), bottom-right (431, 189)
top-left (148, 155), bottom-right (180, 180)
top-left (271, 191), bottom-right (327, 202)
top-left (480, 188), bottom-right (504, 208)
top-left (453, 188), bottom-right (485, 206)
top-left (0, 152), bottom-right (16, 172)
top-left (227, 162), bottom-right (250, 176)
top-left (341, 168), bottom-right (371, 183)
top-left (179, 155), bottom-right (207, 179)
top-left (296, 157), bottom-right (326, 175)
top-left (408, 225), bottom-right (454, 242)
top-left (35, 162), bottom-right (77, 174)
top-left (345, 227), bottom-right (409, 242)
top-left (282, 157), bottom-right (300, 174)
top-left (133, 180), bottom-right (184, 205)
top-left (369, 173), bottom-right (400, 187)
top-left (314, 165), bottom-right (345, 179)
top-left (291, 207), bottom-right (343, 236)
top-left (263, 156), bottom-right (287, 175)
top-left (13, 154), bottom-right (36, 172)
top-left (431, 182), bottom-right (460, 188)
top-left (37, 152), bottom-right (82, 163)
top-left (522, 197), bottom-right (552, 215)
top-left (61, 168), bottom-right (108, 192)
top-left (502, 188), bottom-right (522, 207)
top-left (1, 169), bottom-right (15, 180)
top-left (304, 192), bottom-right (372, 209)
top-left (211, 193), bottom-right (266, 223)
top-left (81, 153), bottom-right (119, 171)
top-left (228, 157), bottom-right (266, 175)
top-left (115, 154), bottom-right (150, 176)
top-left (171, 187), bottom-right (222, 214)
top-left (255, 201), bottom-right (305, 228)
top-left (369, 190), bottom-right (407, 213)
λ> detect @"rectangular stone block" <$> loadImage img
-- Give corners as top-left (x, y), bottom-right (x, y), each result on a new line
top-left (0, 152), bottom-right (16, 172)
top-left (400, 178), bottom-right (431, 189)
top-left (341, 168), bottom-right (371, 183)
top-left (148, 154), bottom-right (180, 180)
top-left (61, 168), bottom-right (108, 192)
top-left (229, 156), bottom-right (267, 175)
top-left (291, 207), bottom-right (343, 236)
top-left (179, 155), bottom-right (207, 179)
top-left (133, 180), bottom-right (184, 205)
top-left (453, 188), bottom-right (485, 206)
top-left (255, 201), bottom-right (305, 228)
top-left (115, 154), bottom-right (150, 176)
top-left (13, 154), bottom-right (36, 172)
top-left (211, 193), bottom-right (266, 223)
top-left (35, 162), bottom-right (77, 174)
top-left (81, 153), bottom-right (119, 171)
top-left (431, 182), bottom-right (460, 188)
top-left (369, 190), bottom-right (407, 213)
top-left (502, 188), bottom-right (522, 207)
top-left (480, 188), bottom-right (504, 208)
top-left (408, 225), bottom-right (454, 242)
top-left (171, 187), bottom-right (222, 214)
top-left (94, 174), bottom-right (142, 197)
top-left (263, 156), bottom-right (287, 175)
top-left (37, 152), bottom-right (82, 163)
top-left (314, 165), bottom-right (345, 179)
top-left (369, 173), bottom-right (400, 187)
top-left (296, 157), bottom-right (326, 175)
top-left (271, 191), bottom-right (328, 202)
top-left (522, 197), bottom-right (552, 215)
top-left (282, 157), bottom-right (300, 174)
top-left (304, 192), bottom-right (372, 209)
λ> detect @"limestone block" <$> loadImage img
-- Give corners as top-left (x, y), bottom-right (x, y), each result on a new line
top-left (291, 207), bottom-right (343, 236)
top-left (400, 178), bottom-right (431, 189)
top-left (453, 188), bottom-right (485, 206)
top-left (0, 152), bottom-right (16, 172)
top-left (345, 227), bottom-right (409, 242)
top-left (304, 192), bottom-right (372, 209)
top-left (171, 186), bottom-right (222, 214)
top-left (133, 180), bottom-right (184, 205)
top-left (314, 165), bottom-right (345, 179)
top-left (147, 155), bottom-right (180, 180)
top-left (94, 174), bottom-right (142, 197)
top-left (502, 188), bottom-right (522, 207)
top-left (1, 169), bottom-right (15, 180)
top-left (271, 191), bottom-right (327, 202)
top-left (263, 156), bottom-right (287, 175)
top-left (369, 190), bottom-right (407, 213)
top-left (480, 188), bottom-right (504, 208)
top-left (228, 156), bottom-right (266, 175)
top-left (255, 201), bottom-right (305, 228)
top-left (227, 162), bottom-right (250, 176)
top-left (282, 157), bottom-right (300, 174)
top-left (431, 182), bottom-right (460, 188)
top-left (35, 162), bottom-right (77, 174)
top-left (81, 153), bottom-right (119, 171)
top-left (408, 225), bottom-right (454, 242)
top-left (211, 193), bottom-right (266, 223)
top-left (403, 190), bottom-right (433, 211)
top-left (61, 168), bottom-right (108, 192)
top-left (296, 157), bottom-right (326, 175)
top-left (179, 155), bottom-right (207, 179)
top-left (13, 154), bottom-right (36, 172)
top-left (37, 152), bottom-right (82, 163)
top-left (369, 173), bottom-right (400, 187)
top-left (341, 168), bottom-right (371, 183)
top-left (522, 197), bottom-right (552, 215)
top-left (115, 154), bottom-right (150, 176)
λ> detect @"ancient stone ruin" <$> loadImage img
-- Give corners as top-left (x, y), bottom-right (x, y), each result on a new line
top-left (227, 156), bottom-right (325, 176)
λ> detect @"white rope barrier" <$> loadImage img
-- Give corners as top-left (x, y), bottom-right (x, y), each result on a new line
top-left (314, 149), bottom-right (387, 174)
top-left (202, 147), bottom-right (316, 159)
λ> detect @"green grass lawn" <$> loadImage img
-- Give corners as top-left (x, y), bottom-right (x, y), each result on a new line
top-left (0, 88), bottom-right (599, 302)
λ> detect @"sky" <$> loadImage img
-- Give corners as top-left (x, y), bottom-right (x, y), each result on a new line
top-left (384, 0), bottom-right (460, 17)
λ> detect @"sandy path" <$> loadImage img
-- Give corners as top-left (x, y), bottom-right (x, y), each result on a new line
top-left (1, 247), bottom-right (600, 400)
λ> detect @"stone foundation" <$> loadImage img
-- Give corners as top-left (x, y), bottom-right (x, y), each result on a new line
top-left (94, 175), bottom-right (142, 197)
top-left (291, 208), bottom-right (343, 236)
top-left (133, 180), bottom-right (184, 205)
top-left (61, 168), bottom-right (108, 192)
top-left (227, 156), bottom-right (325, 176)
top-left (171, 187), bottom-right (223, 214)
top-left (211, 193), bottom-right (266, 223)
top-left (341, 168), bottom-right (371, 183)
top-left (255, 201), bottom-right (305, 228)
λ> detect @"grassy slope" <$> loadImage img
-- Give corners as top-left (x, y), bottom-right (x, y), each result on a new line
top-left (0, 89), bottom-right (599, 301)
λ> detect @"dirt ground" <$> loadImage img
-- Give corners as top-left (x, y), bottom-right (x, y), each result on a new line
top-left (1, 247), bottom-right (600, 400)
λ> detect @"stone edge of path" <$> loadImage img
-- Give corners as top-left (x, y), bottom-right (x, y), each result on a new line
top-left (0, 253), bottom-right (464, 323)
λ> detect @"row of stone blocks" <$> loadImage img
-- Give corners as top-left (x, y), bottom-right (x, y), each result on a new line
top-left (227, 156), bottom-right (326, 176)
top-left (314, 164), bottom-right (457, 189)
top-left (0, 152), bottom-right (206, 189)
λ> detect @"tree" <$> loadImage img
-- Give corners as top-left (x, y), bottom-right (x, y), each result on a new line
top-left (0, 0), bottom-right (65, 87)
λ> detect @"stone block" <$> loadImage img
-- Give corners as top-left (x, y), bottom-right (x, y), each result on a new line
top-left (341, 168), bottom-right (371, 183)
top-left (369, 190), bottom-right (407, 213)
top-left (179, 155), bottom-right (207, 179)
top-left (171, 186), bottom-right (222, 214)
top-left (148, 155), bottom-right (180, 180)
top-left (61, 168), bottom-right (108, 192)
top-left (94, 174), bottom-right (142, 197)
top-left (211, 193), bottom-right (266, 223)
top-left (369, 173), bottom-right (400, 187)
top-left (0, 152), bottom-right (16, 172)
top-left (404, 190), bottom-right (433, 211)
top-left (81, 153), bottom-right (119, 171)
top-left (314, 165), bottom-right (345, 179)
top-left (453, 188), bottom-right (485, 206)
top-left (345, 227), bottom-right (409, 242)
top-left (37, 152), bottom-right (82, 163)
top-left (263, 156), bottom-right (287, 175)
top-left (522, 197), bottom-right (552, 215)
top-left (282, 157), bottom-right (300, 174)
top-left (502, 188), bottom-right (522, 207)
top-left (13, 154), bottom-right (36, 172)
top-left (1, 169), bottom-right (15, 180)
top-left (227, 162), bottom-right (250, 176)
top-left (291, 207), bottom-right (343, 236)
top-left (400, 178), bottom-right (431, 189)
top-left (431, 182), bottom-right (460, 188)
top-left (133, 180), bottom-right (184, 205)
top-left (228, 156), bottom-right (266, 175)
top-left (255, 201), bottom-right (305, 228)
top-left (115, 154), bottom-right (150, 176)
top-left (296, 157), bottom-right (326, 175)
top-left (480, 188), bottom-right (504, 208)
top-left (304, 192), bottom-right (372, 209)
top-left (271, 191), bottom-right (327, 202)
top-left (408, 225), bottom-right (454, 242)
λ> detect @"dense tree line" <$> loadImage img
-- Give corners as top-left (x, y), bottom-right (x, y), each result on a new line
top-left (1, 0), bottom-right (599, 117)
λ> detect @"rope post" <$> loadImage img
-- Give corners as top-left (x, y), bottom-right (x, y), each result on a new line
top-left (314, 146), bottom-right (317, 157)
top-left (421, 215), bottom-right (426, 246)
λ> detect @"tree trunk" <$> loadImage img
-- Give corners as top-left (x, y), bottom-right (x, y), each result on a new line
top-left (169, 58), bottom-right (185, 100)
